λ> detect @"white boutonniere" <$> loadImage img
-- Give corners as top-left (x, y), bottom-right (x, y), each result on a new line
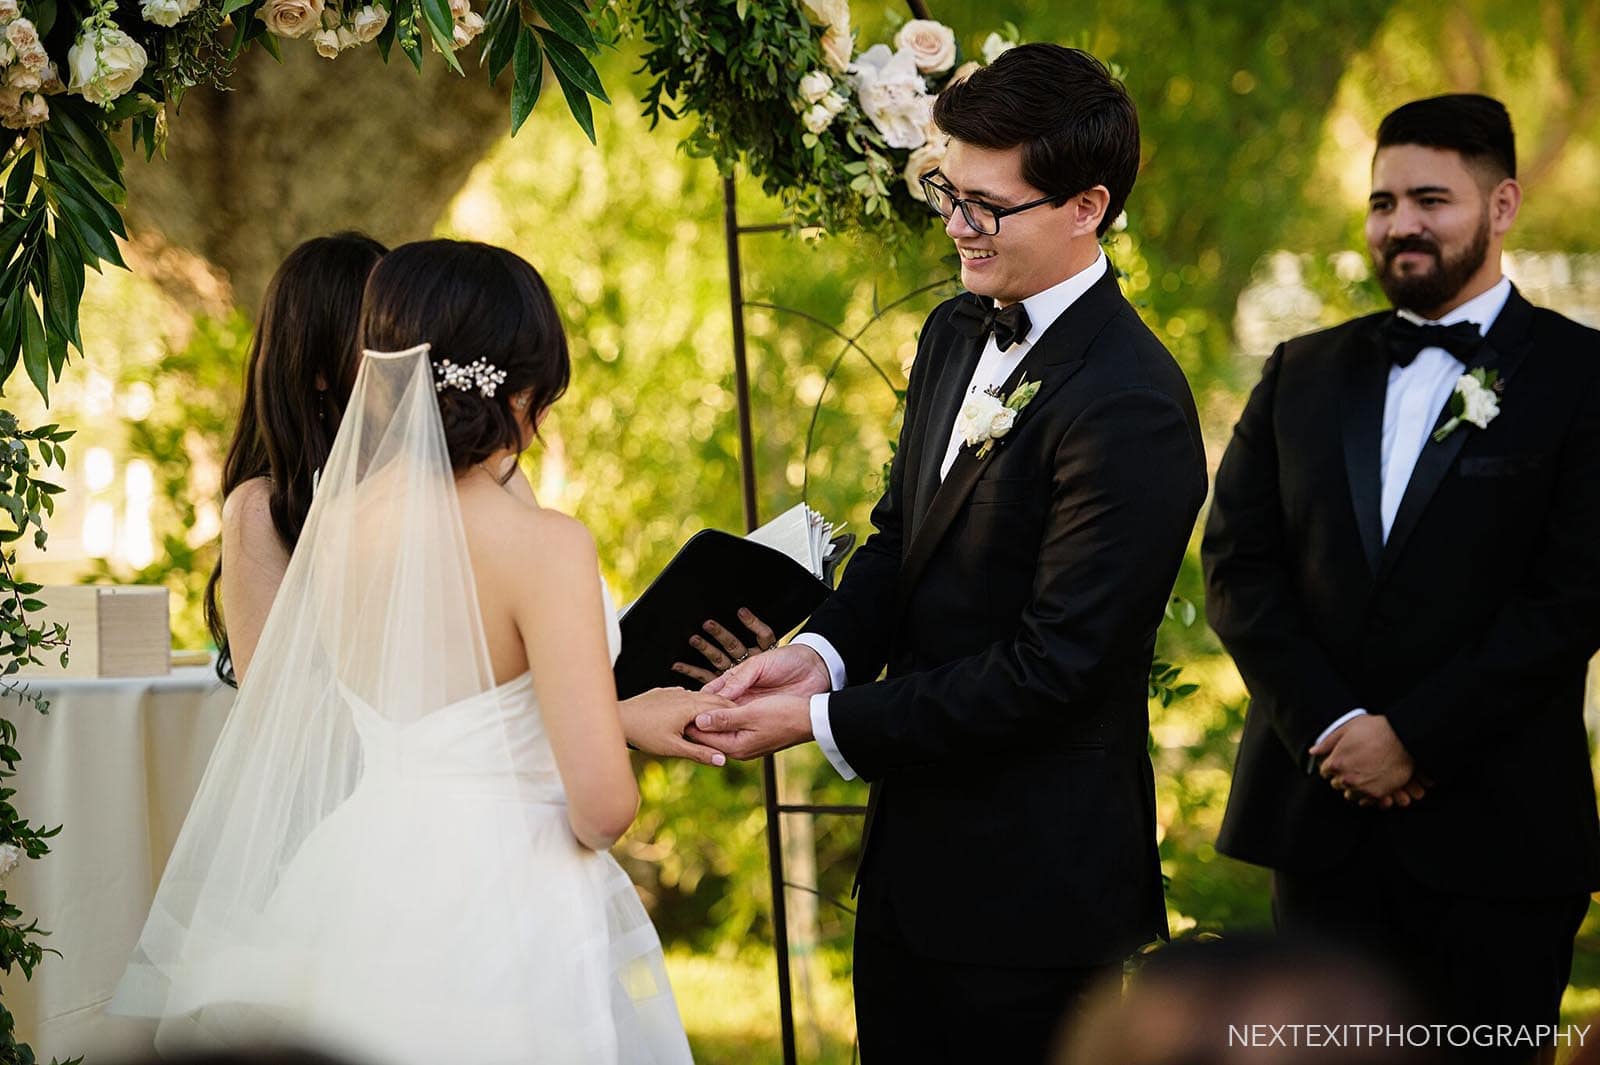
top-left (957, 376), bottom-right (1042, 459)
top-left (1433, 368), bottom-right (1502, 443)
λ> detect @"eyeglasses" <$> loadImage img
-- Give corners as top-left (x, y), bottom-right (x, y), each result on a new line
top-left (918, 169), bottom-right (1062, 235)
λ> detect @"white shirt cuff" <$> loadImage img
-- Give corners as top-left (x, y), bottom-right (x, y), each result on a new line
top-left (1314, 708), bottom-right (1369, 750)
top-left (790, 633), bottom-right (846, 691)
top-left (808, 693), bottom-right (858, 781)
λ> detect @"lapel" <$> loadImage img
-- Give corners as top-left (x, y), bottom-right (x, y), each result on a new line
top-left (1376, 286), bottom-right (1537, 582)
top-left (909, 324), bottom-right (985, 534)
top-left (896, 268), bottom-right (1122, 608)
top-left (1340, 320), bottom-right (1388, 575)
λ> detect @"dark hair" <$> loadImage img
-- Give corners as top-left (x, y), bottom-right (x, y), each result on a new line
top-left (357, 239), bottom-right (570, 473)
top-left (1376, 93), bottom-right (1516, 181)
top-left (205, 232), bottom-right (387, 686)
top-left (933, 43), bottom-right (1139, 238)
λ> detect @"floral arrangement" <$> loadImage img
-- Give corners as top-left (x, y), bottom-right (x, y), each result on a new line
top-left (627, 0), bottom-right (1023, 240)
top-left (0, 0), bottom-right (606, 403)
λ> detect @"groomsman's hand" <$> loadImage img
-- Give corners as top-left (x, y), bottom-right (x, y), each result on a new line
top-left (1367, 774), bottom-right (1433, 809)
top-left (686, 693), bottom-right (814, 760)
top-left (1309, 714), bottom-right (1416, 802)
top-left (704, 643), bottom-right (830, 704)
top-left (619, 687), bottom-right (736, 766)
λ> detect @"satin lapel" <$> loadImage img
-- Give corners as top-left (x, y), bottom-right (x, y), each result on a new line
top-left (1341, 322), bottom-right (1388, 576)
top-left (910, 328), bottom-right (985, 535)
top-left (896, 268), bottom-right (1122, 606)
top-left (1377, 287), bottom-right (1536, 582)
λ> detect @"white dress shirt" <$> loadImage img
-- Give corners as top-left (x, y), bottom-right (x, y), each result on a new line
top-left (1313, 276), bottom-right (1513, 749)
top-left (795, 252), bottom-right (1110, 781)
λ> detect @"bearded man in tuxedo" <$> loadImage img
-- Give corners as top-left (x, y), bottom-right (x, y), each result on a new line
top-left (691, 44), bottom-right (1207, 1064)
top-left (1204, 94), bottom-right (1600, 1058)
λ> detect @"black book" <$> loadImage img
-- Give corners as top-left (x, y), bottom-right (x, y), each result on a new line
top-left (613, 511), bottom-right (848, 699)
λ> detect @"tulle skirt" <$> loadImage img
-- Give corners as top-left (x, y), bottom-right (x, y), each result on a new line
top-left (112, 778), bottom-right (693, 1065)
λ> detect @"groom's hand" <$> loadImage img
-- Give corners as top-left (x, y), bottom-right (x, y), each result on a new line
top-left (1309, 714), bottom-right (1416, 801)
top-left (687, 693), bottom-right (814, 760)
top-left (704, 643), bottom-right (830, 704)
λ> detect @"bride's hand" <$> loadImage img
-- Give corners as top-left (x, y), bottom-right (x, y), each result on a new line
top-left (671, 607), bottom-right (778, 686)
top-left (619, 687), bottom-right (734, 766)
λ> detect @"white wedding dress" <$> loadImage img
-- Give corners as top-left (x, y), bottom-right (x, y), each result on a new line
top-left (110, 345), bottom-right (693, 1065)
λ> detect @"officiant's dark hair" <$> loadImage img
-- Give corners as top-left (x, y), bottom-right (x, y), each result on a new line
top-left (933, 43), bottom-right (1139, 238)
top-left (206, 231), bottom-right (387, 687)
top-left (358, 239), bottom-right (570, 473)
top-left (1376, 94), bottom-right (1516, 183)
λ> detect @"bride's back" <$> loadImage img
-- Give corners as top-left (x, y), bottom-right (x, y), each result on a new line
top-left (353, 239), bottom-right (637, 852)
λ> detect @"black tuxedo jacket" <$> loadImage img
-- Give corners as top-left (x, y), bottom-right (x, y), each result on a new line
top-left (1204, 286), bottom-right (1600, 896)
top-left (804, 267), bottom-right (1207, 968)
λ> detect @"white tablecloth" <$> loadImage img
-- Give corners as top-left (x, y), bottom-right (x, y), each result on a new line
top-left (4, 667), bottom-right (235, 1063)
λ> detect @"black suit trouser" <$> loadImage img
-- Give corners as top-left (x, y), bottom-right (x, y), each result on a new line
top-left (852, 889), bottom-right (1115, 1065)
top-left (1273, 831), bottom-right (1589, 1064)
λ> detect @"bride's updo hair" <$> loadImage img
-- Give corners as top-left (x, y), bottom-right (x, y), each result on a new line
top-left (357, 239), bottom-right (570, 471)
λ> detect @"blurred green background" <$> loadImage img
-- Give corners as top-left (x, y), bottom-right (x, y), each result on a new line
top-left (11, 1), bottom-right (1600, 1060)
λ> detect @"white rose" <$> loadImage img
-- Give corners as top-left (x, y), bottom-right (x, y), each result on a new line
top-left (0, 0), bottom-right (20, 22)
top-left (802, 103), bottom-right (833, 135)
top-left (336, 25), bottom-right (356, 48)
top-left (67, 25), bottom-right (148, 106)
top-left (313, 26), bottom-right (339, 56)
top-left (39, 60), bottom-right (64, 94)
top-left (957, 392), bottom-right (1004, 447)
top-left (981, 32), bottom-right (1015, 65)
top-left (797, 69), bottom-right (832, 105)
top-left (820, 90), bottom-right (847, 116)
top-left (800, 0), bottom-right (847, 28)
top-left (350, 5), bottom-right (387, 43)
top-left (850, 44), bottom-right (932, 150)
top-left (903, 139), bottom-right (946, 199)
top-left (258, 0), bottom-right (324, 38)
top-left (0, 842), bottom-right (22, 879)
top-left (819, 23), bottom-right (852, 74)
top-left (1460, 381), bottom-right (1500, 428)
top-left (987, 405), bottom-right (1017, 439)
top-left (0, 40), bottom-right (14, 65)
top-left (141, 0), bottom-right (184, 26)
top-left (0, 82), bottom-right (21, 113)
top-left (17, 43), bottom-right (45, 70)
top-left (447, 0), bottom-right (469, 16)
top-left (893, 19), bottom-right (955, 75)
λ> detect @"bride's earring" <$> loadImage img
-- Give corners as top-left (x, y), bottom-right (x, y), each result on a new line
top-left (511, 396), bottom-right (530, 412)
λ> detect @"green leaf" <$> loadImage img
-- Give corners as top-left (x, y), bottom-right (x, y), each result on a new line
top-left (509, 28), bottom-right (543, 135)
top-left (374, 2), bottom-right (398, 60)
top-left (485, 6), bottom-right (519, 85)
top-left (48, 165), bottom-right (127, 239)
top-left (46, 99), bottom-right (126, 196)
top-left (418, 0), bottom-right (463, 74)
top-left (399, 12), bottom-right (424, 72)
top-left (546, 50), bottom-right (595, 143)
top-left (220, 0), bottom-right (253, 15)
top-left (3, 151), bottom-right (35, 216)
top-left (20, 298), bottom-right (46, 401)
top-left (536, 26), bottom-right (607, 103)
top-left (531, 0), bottom-right (594, 51)
top-left (31, 0), bottom-right (56, 36)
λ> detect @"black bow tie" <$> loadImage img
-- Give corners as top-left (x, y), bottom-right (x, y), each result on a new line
top-left (1380, 315), bottom-right (1484, 369)
top-left (951, 295), bottom-right (1032, 352)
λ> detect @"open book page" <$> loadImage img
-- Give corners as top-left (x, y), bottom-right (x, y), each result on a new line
top-left (743, 503), bottom-right (841, 578)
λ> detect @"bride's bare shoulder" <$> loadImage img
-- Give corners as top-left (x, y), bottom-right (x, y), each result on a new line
top-left (221, 476), bottom-right (286, 559)
top-left (463, 484), bottom-right (595, 575)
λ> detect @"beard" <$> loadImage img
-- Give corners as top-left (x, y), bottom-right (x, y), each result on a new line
top-left (1375, 212), bottom-right (1491, 314)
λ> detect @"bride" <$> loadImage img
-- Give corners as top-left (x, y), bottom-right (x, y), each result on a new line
top-left (111, 239), bottom-right (694, 1064)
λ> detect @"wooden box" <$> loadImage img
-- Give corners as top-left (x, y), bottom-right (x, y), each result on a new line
top-left (19, 585), bottom-right (171, 678)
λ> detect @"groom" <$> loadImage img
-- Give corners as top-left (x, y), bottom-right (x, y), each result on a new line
top-left (693, 44), bottom-right (1206, 1063)
top-left (1204, 94), bottom-right (1600, 1052)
